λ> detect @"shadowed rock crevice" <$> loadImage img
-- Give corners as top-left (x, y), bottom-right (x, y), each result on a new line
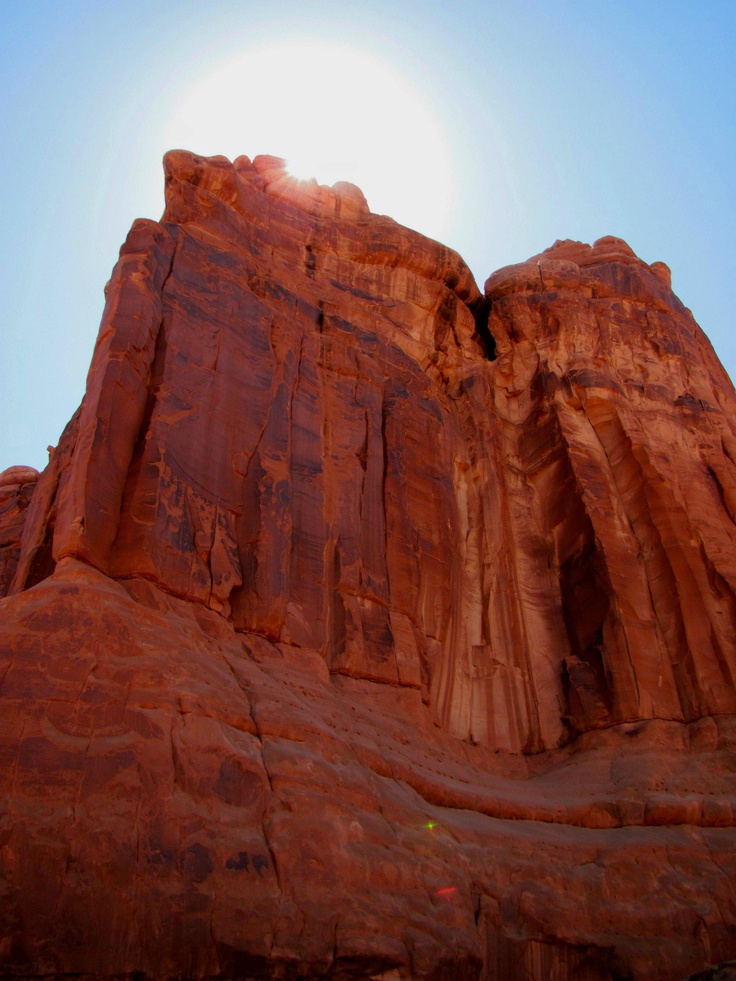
top-left (472, 295), bottom-right (496, 361)
top-left (560, 541), bottom-right (614, 735)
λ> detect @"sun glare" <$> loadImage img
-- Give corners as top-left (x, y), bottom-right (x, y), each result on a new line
top-left (163, 40), bottom-right (456, 240)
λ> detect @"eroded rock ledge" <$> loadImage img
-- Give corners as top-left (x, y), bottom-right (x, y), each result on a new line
top-left (1, 152), bottom-right (736, 980)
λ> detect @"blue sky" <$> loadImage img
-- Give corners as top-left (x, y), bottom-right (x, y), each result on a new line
top-left (1, 0), bottom-right (734, 473)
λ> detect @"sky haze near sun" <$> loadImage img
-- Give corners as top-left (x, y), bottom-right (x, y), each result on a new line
top-left (1, 0), bottom-right (735, 473)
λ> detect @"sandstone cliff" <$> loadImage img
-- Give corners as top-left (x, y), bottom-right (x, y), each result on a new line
top-left (1, 151), bottom-right (735, 980)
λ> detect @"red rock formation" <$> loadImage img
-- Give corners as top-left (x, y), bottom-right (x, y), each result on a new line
top-left (0, 466), bottom-right (38, 594)
top-left (471, 235), bottom-right (736, 749)
top-left (1, 151), bottom-right (736, 980)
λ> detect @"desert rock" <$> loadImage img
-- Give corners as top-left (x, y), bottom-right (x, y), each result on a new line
top-left (1, 152), bottom-right (736, 980)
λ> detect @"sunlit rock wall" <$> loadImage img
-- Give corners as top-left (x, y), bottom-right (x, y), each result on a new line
top-left (3, 152), bottom-right (736, 980)
top-left (6, 153), bottom-right (736, 758)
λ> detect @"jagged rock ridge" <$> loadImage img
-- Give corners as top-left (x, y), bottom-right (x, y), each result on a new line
top-left (1, 151), bottom-right (736, 980)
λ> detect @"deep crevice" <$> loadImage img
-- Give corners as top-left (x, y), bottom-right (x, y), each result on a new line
top-left (471, 296), bottom-right (496, 360)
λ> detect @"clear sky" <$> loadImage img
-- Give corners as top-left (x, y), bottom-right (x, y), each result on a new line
top-left (1, 0), bottom-right (734, 473)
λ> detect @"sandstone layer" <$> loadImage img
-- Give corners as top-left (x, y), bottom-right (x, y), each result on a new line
top-left (1, 151), bottom-right (736, 980)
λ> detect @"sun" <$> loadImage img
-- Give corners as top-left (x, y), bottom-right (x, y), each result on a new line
top-left (162, 39), bottom-right (456, 241)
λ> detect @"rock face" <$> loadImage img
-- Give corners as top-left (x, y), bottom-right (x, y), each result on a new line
top-left (1, 151), bottom-right (736, 980)
top-left (0, 466), bottom-right (39, 594)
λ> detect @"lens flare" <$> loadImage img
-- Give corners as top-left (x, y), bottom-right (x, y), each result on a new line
top-left (164, 40), bottom-right (456, 242)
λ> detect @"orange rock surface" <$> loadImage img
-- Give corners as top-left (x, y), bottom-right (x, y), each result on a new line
top-left (2, 151), bottom-right (736, 980)
top-left (0, 466), bottom-right (38, 595)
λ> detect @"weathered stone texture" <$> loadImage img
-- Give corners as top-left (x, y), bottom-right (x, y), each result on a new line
top-left (0, 466), bottom-right (38, 594)
top-left (2, 152), bottom-right (736, 980)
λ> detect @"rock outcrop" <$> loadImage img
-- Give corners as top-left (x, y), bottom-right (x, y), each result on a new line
top-left (0, 466), bottom-right (39, 595)
top-left (1, 151), bottom-right (736, 980)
